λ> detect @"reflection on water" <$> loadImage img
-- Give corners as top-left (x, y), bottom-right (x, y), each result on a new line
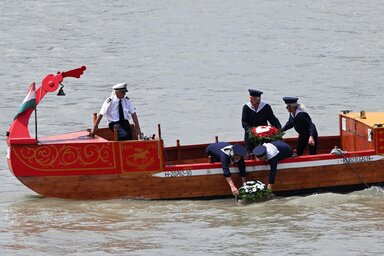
top-left (1, 186), bottom-right (383, 255)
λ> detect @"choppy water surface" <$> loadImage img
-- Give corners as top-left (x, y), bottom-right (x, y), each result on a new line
top-left (1, 0), bottom-right (384, 255)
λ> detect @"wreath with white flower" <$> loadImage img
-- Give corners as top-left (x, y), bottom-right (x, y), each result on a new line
top-left (248, 125), bottom-right (284, 144)
top-left (238, 180), bottom-right (272, 202)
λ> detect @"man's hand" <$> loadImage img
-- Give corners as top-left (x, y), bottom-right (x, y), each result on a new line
top-left (231, 186), bottom-right (239, 197)
top-left (308, 136), bottom-right (315, 146)
top-left (89, 127), bottom-right (97, 138)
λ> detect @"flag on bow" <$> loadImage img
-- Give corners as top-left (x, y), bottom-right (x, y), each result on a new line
top-left (14, 83), bottom-right (36, 120)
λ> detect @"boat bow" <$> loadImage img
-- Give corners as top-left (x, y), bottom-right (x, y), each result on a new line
top-left (6, 66), bottom-right (86, 145)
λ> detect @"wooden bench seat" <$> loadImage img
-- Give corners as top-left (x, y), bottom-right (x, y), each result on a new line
top-left (93, 113), bottom-right (138, 141)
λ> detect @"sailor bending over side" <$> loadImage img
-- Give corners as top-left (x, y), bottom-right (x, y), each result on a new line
top-left (206, 142), bottom-right (247, 196)
top-left (252, 140), bottom-right (292, 191)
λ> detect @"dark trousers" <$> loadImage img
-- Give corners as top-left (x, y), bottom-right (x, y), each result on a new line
top-left (297, 135), bottom-right (317, 156)
top-left (109, 120), bottom-right (132, 140)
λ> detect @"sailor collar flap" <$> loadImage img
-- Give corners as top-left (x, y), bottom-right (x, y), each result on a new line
top-left (221, 145), bottom-right (233, 156)
top-left (247, 101), bottom-right (267, 113)
top-left (290, 108), bottom-right (304, 118)
top-left (264, 143), bottom-right (279, 160)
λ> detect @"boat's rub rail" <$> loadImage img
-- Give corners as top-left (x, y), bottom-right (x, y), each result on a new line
top-left (165, 149), bottom-right (378, 168)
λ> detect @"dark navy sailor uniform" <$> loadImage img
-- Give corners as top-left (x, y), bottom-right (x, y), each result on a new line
top-left (242, 102), bottom-right (281, 153)
top-left (282, 109), bottom-right (318, 156)
top-left (206, 142), bottom-right (246, 177)
top-left (253, 140), bottom-right (292, 184)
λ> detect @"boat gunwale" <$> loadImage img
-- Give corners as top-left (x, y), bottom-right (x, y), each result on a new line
top-left (164, 149), bottom-right (377, 170)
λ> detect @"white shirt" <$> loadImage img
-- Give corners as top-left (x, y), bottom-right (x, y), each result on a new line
top-left (99, 95), bottom-right (136, 123)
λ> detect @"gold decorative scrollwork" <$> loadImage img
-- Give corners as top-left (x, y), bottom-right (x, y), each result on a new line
top-left (16, 143), bottom-right (112, 168)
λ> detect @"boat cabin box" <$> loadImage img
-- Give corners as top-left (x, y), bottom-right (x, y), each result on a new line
top-left (340, 111), bottom-right (384, 154)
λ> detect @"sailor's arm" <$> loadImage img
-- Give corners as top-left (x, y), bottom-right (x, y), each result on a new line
top-left (90, 114), bottom-right (103, 137)
top-left (131, 112), bottom-right (141, 136)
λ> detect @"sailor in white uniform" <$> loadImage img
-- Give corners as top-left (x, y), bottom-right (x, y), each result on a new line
top-left (91, 83), bottom-right (141, 140)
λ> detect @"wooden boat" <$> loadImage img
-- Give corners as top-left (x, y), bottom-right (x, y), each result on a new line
top-left (6, 67), bottom-right (384, 200)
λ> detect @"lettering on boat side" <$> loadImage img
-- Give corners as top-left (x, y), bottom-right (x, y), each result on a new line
top-left (342, 156), bottom-right (372, 164)
top-left (164, 170), bottom-right (192, 177)
top-left (153, 155), bottom-right (384, 178)
top-left (153, 168), bottom-right (225, 178)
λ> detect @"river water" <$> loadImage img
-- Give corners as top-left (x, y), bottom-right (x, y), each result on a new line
top-left (1, 0), bottom-right (383, 255)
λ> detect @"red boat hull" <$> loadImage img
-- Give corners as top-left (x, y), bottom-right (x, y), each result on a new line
top-left (7, 130), bottom-right (384, 200)
top-left (6, 68), bottom-right (384, 200)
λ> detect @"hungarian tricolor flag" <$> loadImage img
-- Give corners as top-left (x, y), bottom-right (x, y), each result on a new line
top-left (14, 83), bottom-right (36, 120)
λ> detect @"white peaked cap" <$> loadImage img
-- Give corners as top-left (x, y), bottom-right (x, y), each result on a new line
top-left (112, 83), bottom-right (128, 92)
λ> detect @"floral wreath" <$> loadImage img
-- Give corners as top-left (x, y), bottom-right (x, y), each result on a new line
top-left (248, 125), bottom-right (284, 144)
top-left (238, 180), bottom-right (272, 202)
